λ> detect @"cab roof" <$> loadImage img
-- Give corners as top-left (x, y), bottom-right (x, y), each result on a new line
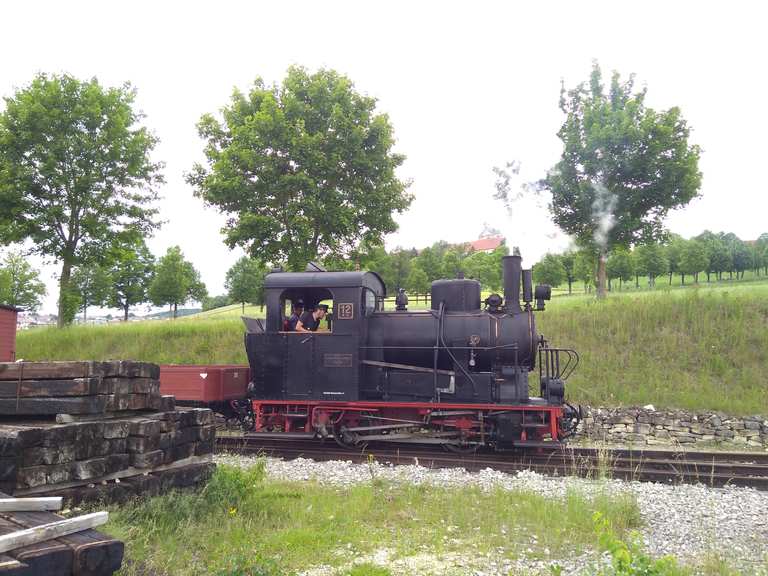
top-left (264, 271), bottom-right (386, 296)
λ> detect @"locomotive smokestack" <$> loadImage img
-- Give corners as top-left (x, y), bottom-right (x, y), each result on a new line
top-left (502, 255), bottom-right (522, 313)
top-left (522, 269), bottom-right (533, 305)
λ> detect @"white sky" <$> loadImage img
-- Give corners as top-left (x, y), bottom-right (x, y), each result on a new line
top-left (2, 1), bottom-right (766, 314)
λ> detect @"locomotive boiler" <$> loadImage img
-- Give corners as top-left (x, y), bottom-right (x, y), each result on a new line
top-left (243, 253), bottom-right (579, 450)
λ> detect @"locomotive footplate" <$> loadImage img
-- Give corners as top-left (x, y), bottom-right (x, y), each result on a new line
top-left (250, 399), bottom-right (568, 450)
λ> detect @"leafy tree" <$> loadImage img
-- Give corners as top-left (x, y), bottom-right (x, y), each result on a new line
top-left (573, 249), bottom-right (596, 292)
top-left (606, 248), bottom-right (634, 290)
top-left (755, 233), bottom-right (768, 275)
top-left (106, 236), bottom-right (155, 321)
top-left (633, 243), bottom-right (668, 287)
top-left (0, 251), bottom-right (47, 311)
top-left (149, 246), bottom-right (207, 318)
top-left (533, 253), bottom-right (566, 287)
top-left (721, 233), bottom-right (751, 279)
top-left (0, 74), bottom-right (163, 326)
top-left (388, 248), bottom-right (414, 291)
top-left (70, 264), bottom-right (111, 323)
top-left (559, 252), bottom-right (576, 295)
top-left (405, 265), bottom-right (430, 295)
top-left (442, 245), bottom-right (471, 279)
top-left (664, 234), bottom-right (685, 285)
top-left (697, 231), bottom-right (730, 281)
top-left (413, 246), bottom-right (444, 283)
top-left (225, 257), bottom-right (268, 313)
top-left (541, 62), bottom-right (701, 298)
top-left (187, 66), bottom-right (412, 271)
top-left (203, 294), bottom-right (232, 311)
top-left (679, 239), bottom-right (708, 283)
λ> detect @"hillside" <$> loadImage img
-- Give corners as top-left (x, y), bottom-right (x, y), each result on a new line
top-left (16, 282), bottom-right (768, 414)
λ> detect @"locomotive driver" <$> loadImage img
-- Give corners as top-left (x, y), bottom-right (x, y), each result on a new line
top-left (295, 304), bottom-right (328, 332)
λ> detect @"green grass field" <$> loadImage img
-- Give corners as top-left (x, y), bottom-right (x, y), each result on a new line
top-left (102, 462), bottom-right (646, 576)
top-left (16, 280), bottom-right (768, 414)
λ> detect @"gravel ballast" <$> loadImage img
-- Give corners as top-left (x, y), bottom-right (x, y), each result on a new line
top-left (215, 453), bottom-right (768, 575)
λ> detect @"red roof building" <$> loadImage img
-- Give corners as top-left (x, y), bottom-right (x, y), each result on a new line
top-left (0, 305), bottom-right (20, 362)
top-left (469, 236), bottom-right (504, 253)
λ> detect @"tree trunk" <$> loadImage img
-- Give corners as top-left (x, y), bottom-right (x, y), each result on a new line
top-left (635, 274), bottom-right (639, 288)
top-left (668, 272), bottom-right (673, 285)
top-left (56, 258), bottom-right (74, 328)
top-left (124, 304), bottom-right (129, 322)
top-left (596, 252), bottom-right (607, 299)
top-left (681, 273), bottom-right (685, 285)
top-left (567, 279), bottom-right (573, 295)
top-left (241, 301), bottom-right (245, 314)
top-left (608, 277), bottom-right (612, 291)
top-left (173, 302), bottom-right (178, 319)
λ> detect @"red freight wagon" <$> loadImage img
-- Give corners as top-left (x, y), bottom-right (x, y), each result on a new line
top-left (159, 364), bottom-right (250, 411)
top-left (0, 305), bottom-right (20, 363)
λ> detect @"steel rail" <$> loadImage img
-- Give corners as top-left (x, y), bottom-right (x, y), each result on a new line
top-left (215, 434), bottom-right (768, 490)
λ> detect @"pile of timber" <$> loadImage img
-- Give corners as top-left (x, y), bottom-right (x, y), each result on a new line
top-left (0, 495), bottom-right (121, 575)
top-left (0, 361), bottom-right (216, 505)
top-left (0, 361), bottom-right (169, 416)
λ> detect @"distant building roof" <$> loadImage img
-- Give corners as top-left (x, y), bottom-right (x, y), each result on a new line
top-left (0, 304), bottom-right (21, 312)
top-left (469, 236), bottom-right (504, 252)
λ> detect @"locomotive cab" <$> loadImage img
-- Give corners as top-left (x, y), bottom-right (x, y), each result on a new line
top-left (246, 270), bottom-right (386, 402)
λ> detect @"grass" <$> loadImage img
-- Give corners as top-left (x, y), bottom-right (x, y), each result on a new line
top-left (16, 279), bottom-right (768, 414)
top-left (101, 462), bottom-right (643, 576)
top-left (536, 283), bottom-right (768, 414)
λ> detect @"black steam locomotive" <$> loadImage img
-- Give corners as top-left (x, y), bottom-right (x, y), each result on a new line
top-left (243, 253), bottom-right (579, 450)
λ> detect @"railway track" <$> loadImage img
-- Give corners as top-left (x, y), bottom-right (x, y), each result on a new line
top-left (216, 433), bottom-right (768, 490)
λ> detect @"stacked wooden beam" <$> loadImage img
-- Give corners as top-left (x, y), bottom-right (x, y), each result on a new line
top-left (0, 495), bottom-right (122, 575)
top-left (0, 408), bottom-right (215, 500)
top-left (0, 361), bottom-right (171, 416)
top-left (0, 361), bottom-right (216, 506)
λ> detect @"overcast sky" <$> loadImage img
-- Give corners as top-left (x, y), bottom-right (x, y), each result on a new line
top-left (2, 1), bottom-right (766, 315)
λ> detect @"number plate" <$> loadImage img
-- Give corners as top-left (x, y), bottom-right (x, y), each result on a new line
top-left (337, 303), bottom-right (354, 320)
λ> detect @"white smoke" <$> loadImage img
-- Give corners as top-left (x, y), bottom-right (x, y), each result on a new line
top-left (591, 180), bottom-right (617, 252)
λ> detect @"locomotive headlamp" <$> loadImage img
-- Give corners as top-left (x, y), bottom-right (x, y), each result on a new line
top-left (534, 284), bottom-right (552, 311)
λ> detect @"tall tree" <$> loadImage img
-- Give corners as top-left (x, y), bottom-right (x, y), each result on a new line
top-left (573, 249), bottom-right (596, 292)
top-left (533, 253), bottom-right (567, 287)
top-left (414, 246), bottom-right (444, 283)
top-left (665, 234), bottom-right (685, 285)
top-left (0, 251), bottom-right (47, 311)
top-left (0, 74), bottom-right (163, 326)
top-left (187, 66), bottom-right (412, 271)
top-left (405, 264), bottom-right (429, 295)
top-left (106, 236), bottom-right (155, 321)
top-left (70, 264), bottom-right (111, 323)
top-left (606, 247), bottom-right (634, 290)
top-left (541, 62), bottom-right (701, 298)
top-left (679, 238), bottom-right (708, 283)
top-left (559, 251), bottom-right (576, 295)
top-left (633, 243), bottom-right (669, 287)
top-left (149, 246), bottom-right (207, 318)
top-left (225, 257), bottom-right (268, 313)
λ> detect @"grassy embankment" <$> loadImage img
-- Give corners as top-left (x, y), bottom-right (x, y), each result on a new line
top-left (102, 462), bottom-right (647, 576)
top-left (17, 281), bottom-right (768, 414)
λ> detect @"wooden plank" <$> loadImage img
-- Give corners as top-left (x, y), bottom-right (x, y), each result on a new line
top-left (0, 397), bottom-right (108, 416)
top-left (0, 512), bottom-right (108, 554)
top-left (13, 455), bottom-right (213, 496)
top-left (0, 499), bottom-right (61, 512)
top-left (0, 379), bottom-right (100, 398)
top-left (0, 516), bottom-right (71, 576)
top-left (0, 554), bottom-right (29, 575)
top-left (0, 361), bottom-right (159, 381)
top-left (8, 512), bottom-right (122, 576)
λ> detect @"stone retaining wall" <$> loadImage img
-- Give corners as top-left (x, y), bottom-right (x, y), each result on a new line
top-left (573, 406), bottom-right (767, 449)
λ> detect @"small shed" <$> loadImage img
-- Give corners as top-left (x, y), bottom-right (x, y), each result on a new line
top-left (0, 304), bottom-right (20, 362)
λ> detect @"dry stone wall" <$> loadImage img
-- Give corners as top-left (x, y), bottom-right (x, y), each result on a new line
top-left (574, 406), bottom-right (767, 449)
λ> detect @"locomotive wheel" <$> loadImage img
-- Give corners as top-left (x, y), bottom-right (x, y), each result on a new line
top-left (333, 426), bottom-right (360, 450)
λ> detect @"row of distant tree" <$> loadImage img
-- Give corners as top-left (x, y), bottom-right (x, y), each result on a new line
top-left (533, 231), bottom-right (768, 292)
top-left (0, 240), bottom-right (208, 321)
